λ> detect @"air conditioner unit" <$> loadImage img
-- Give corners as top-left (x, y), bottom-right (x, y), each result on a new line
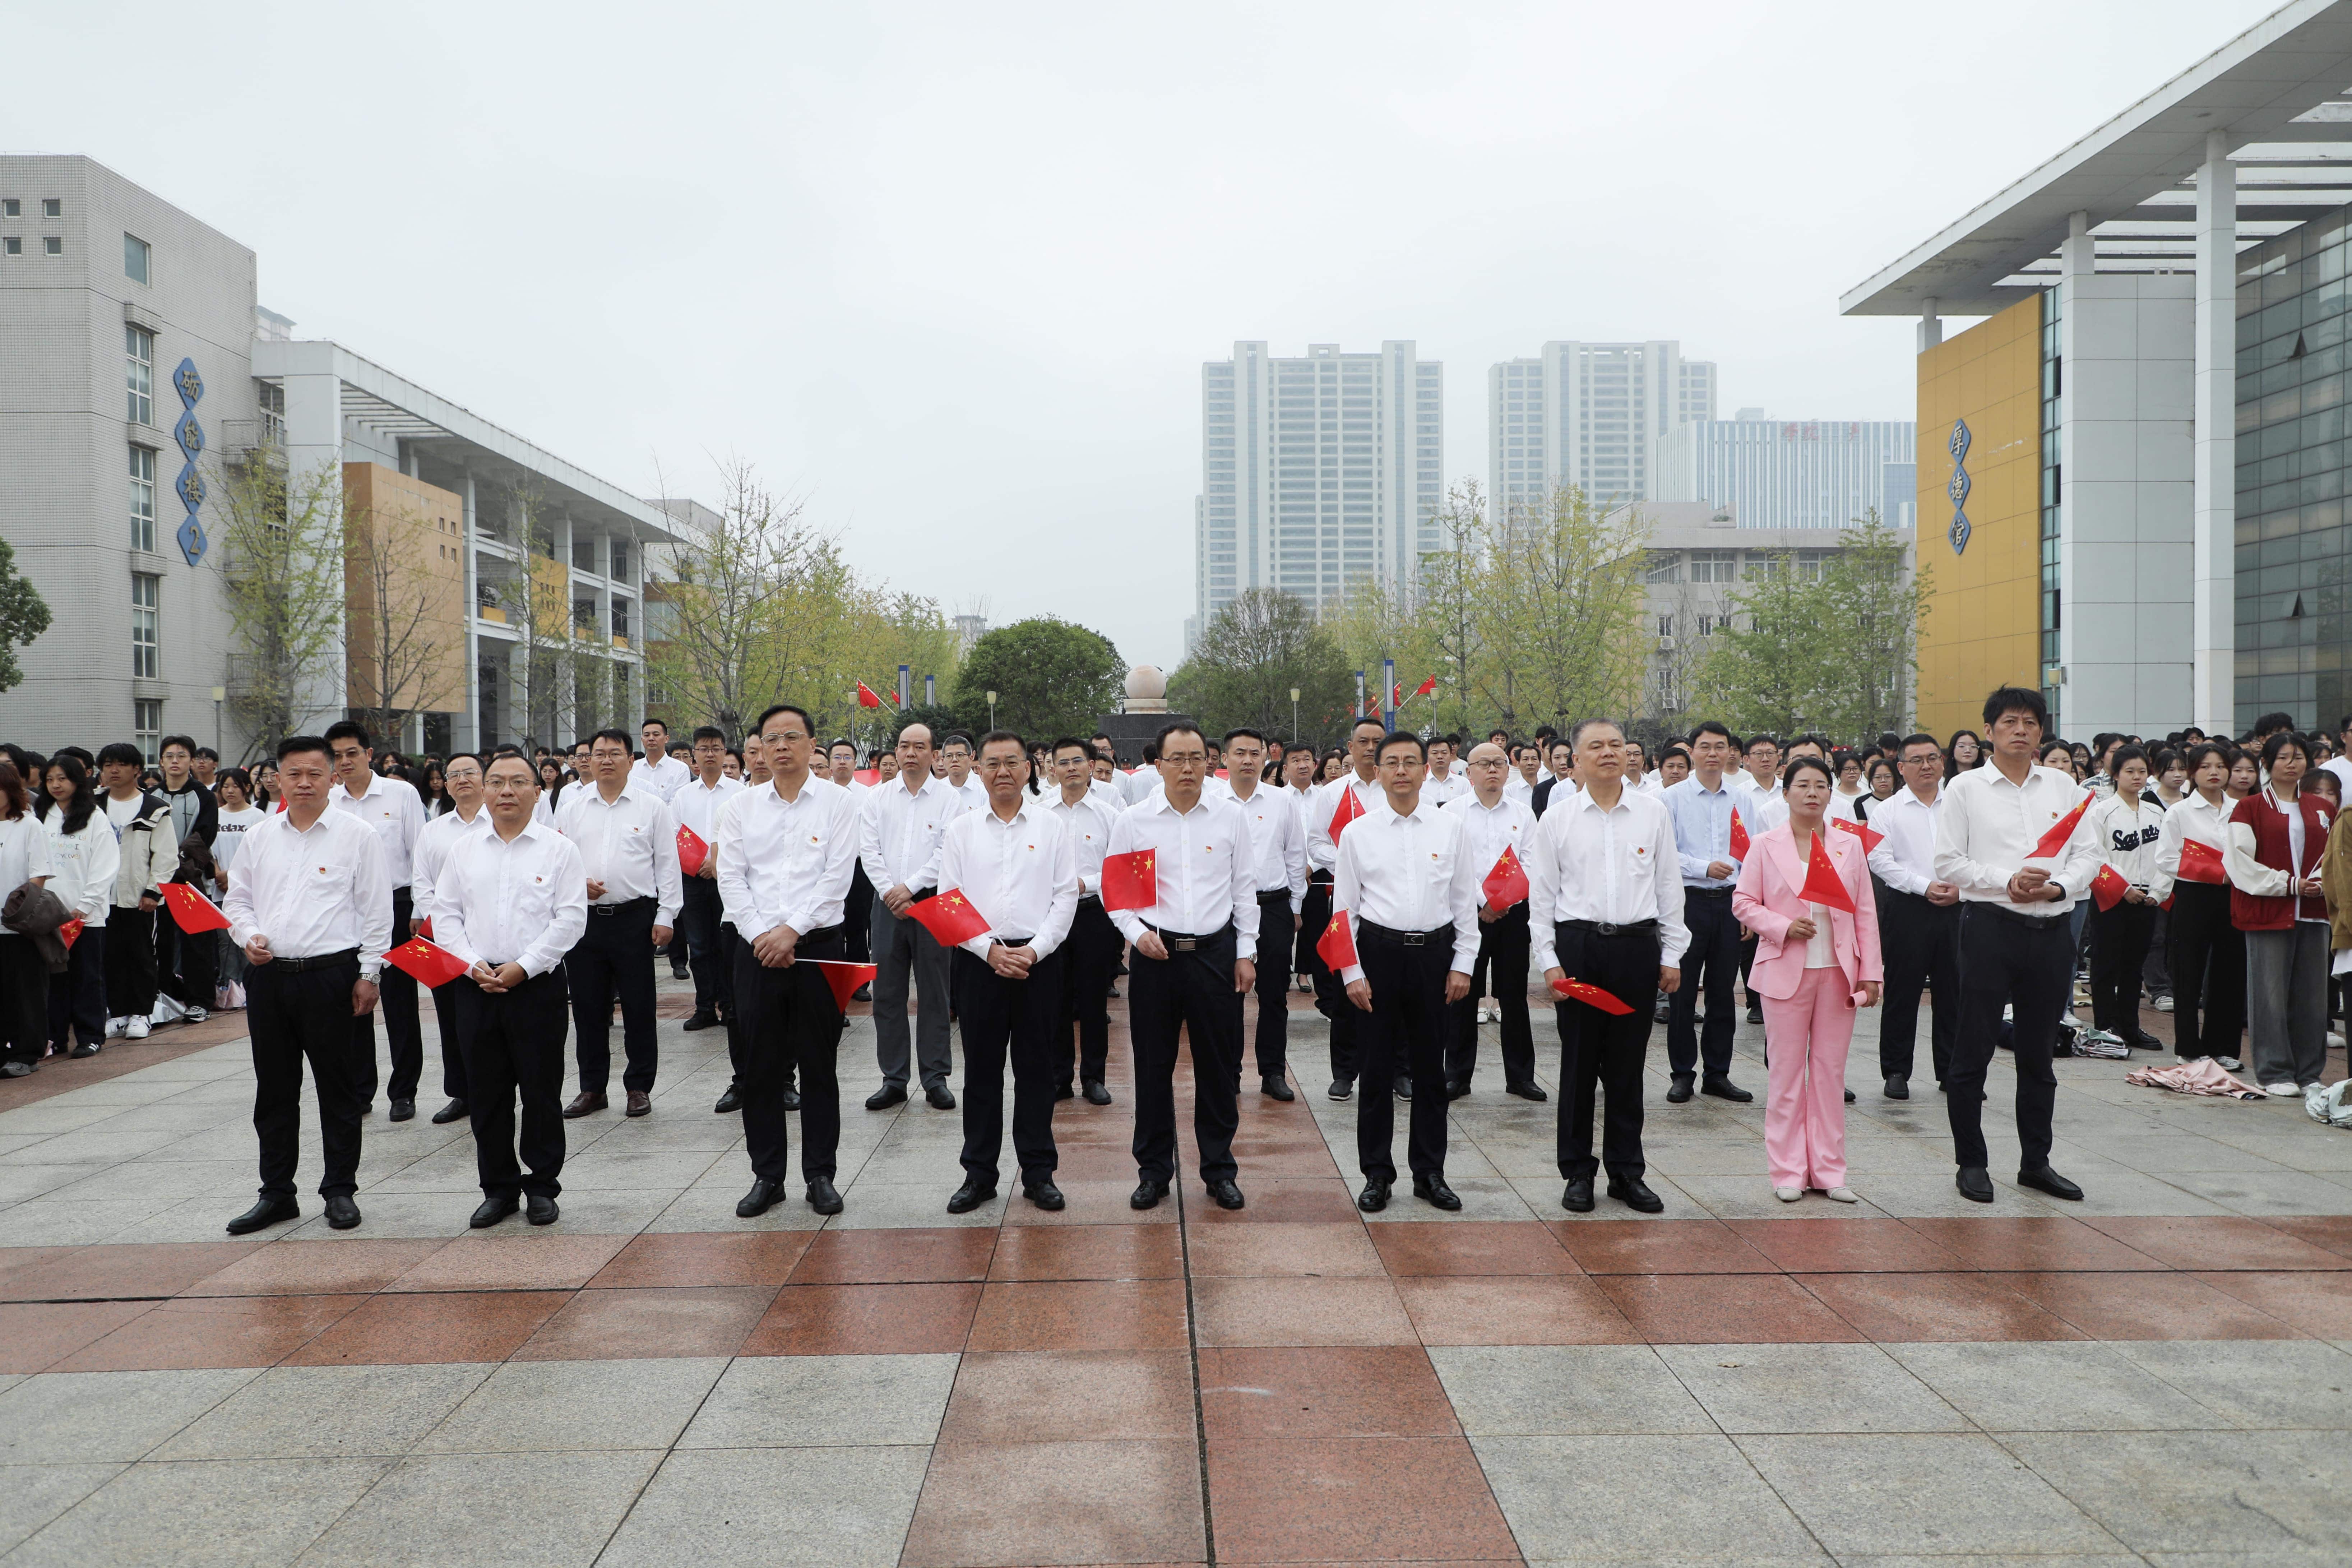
top-left (1656, 635), bottom-right (1676, 652)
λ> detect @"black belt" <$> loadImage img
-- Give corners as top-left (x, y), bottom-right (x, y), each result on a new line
top-left (797, 924), bottom-right (844, 944)
top-left (1256, 888), bottom-right (1293, 901)
top-left (1685, 885), bottom-right (1734, 898)
top-left (1561, 918), bottom-right (1657, 937)
top-left (1147, 922), bottom-right (1232, 952)
top-left (993, 935), bottom-right (1034, 947)
top-left (589, 896), bottom-right (657, 917)
top-left (271, 948), bottom-right (359, 973)
top-left (1973, 903), bottom-right (2070, 932)
top-left (907, 885), bottom-right (939, 905)
top-left (1360, 919), bottom-right (1449, 947)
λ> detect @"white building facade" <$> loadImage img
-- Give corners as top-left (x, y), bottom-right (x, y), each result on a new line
top-left (1487, 340), bottom-right (1716, 520)
top-left (1654, 414), bottom-right (1919, 531)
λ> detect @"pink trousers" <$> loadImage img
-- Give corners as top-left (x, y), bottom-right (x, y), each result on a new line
top-left (1761, 966), bottom-right (1855, 1190)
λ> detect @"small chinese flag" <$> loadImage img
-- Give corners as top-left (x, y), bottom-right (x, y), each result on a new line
top-left (2091, 864), bottom-right (2130, 912)
top-left (1328, 786), bottom-right (1366, 843)
top-left (1391, 681), bottom-right (1403, 707)
top-left (413, 916), bottom-right (434, 941)
top-left (1830, 816), bottom-right (1884, 852)
top-left (1551, 977), bottom-right (1634, 1015)
top-left (1481, 845), bottom-right (1529, 910)
top-left (676, 824), bottom-right (709, 877)
top-left (908, 887), bottom-right (991, 947)
top-left (2177, 836), bottom-right (2227, 885)
top-left (161, 882), bottom-right (231, 934)
top-left (810, 960), bottom-right (879, 1012)
top-left (1727, 805), bottom-right (1750, 861)
top-left (1799, 831), bottom-right (1856, 914)
top-left (855, 681), bottom-right (885, 709)
top-left (853, 768), bottom-right (881, 787)
top-left (1413, 675), bottom-right (1437, 698)
top-left (2029, 792), bottom-right (2093, 859)
top-left (1100, 848), bottom-right (1158, 912)
top-left (1316, 908), bottom-right (1358, 971)
top-left (385, 937), bottom-right (472, 989)
top-left (58, 917), bottom-right (83, 950)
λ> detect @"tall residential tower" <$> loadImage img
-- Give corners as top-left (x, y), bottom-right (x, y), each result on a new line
top-left (1487, 340), bottom-right (1716, 521)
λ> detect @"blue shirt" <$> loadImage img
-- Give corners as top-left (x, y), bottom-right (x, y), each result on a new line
top-left (1663, 774), bottom-right (1745, 889)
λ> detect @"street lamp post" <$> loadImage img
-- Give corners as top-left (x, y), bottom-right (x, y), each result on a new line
top-left (1290, 687), bottom-right (1300, 745)
top-left (986, 690), bottom-right (998, 730)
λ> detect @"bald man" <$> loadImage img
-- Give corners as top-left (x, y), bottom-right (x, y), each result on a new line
top-left (1444, 744), bottom-right (1544, 1098)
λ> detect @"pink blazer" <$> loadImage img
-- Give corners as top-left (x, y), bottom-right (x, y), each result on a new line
top-left (1731, 823), bottom-right (1883, 1000)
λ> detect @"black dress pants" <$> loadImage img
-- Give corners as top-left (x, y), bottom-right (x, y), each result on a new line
top-left (454, 968), bottom-right (569, 1199)
top-left (2088, 899), bottom-right (2158, 1039)
top-left (680, 876), bottom-right (736, 1019)
top-left (1354, 925), bottom-right (1454, 1183)
top-left (1249, 889), bottom-right (1294, 1082)
top-left (354, 887), bottom-right (423, 1104)
top-left (1667, 888), bottom-right (1738, 1079)
top-left (733, 928), bottom-right (848, 1183)
top-left (1296, 877), bottom-right (1329, 977)
top-left (1129, 927), bottom-right (1242, 1186)
top-left (246, 957), bottom-right (366, 1200)
top-left (1949, 905), bottom-right (2074, 1171)
top-left (844, 862), bottom-right (875, 964)
top-left (47, 926), bottom-right (107, 1053)
top-left (429, 977), bottom-right (469, 1102)
top-left (2166, 881), bottom-right (2246, 1061)
top-left (1306, 882), bottom-right (1358, 1084)
top-left (1446, 903), bottom-right (1532, 1088)
top-left (954, 945), bottom-right (1064, 1187)
top-left (155, 882), bottom-right (217, 1010)
top-left (1550, 924), bottom-right (1658, 1183)
top-left (1055, 897), bottom-right (1121, 1091)
top-left (104, 905), bottom-right (157, 1018)
top-left (567, 897), bottom-right (659, 1095)
top-left (0, 937), bottom-right (45, 1063)
top-left (1877, 887), bottom-right (1959, 1084)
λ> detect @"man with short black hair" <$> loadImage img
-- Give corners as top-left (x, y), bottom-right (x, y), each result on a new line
top-left (678, 727), bottom-right (747, 1054)
top-left (556, 727), bottom-right (682, 1119)
top-left (860, 722), bottom-right (963, 1110)
top-left (409, 752), bottom-right (487, 1125)
top-left (327, 720), bottom-right (428, 1119)
top-left (154, 734), bottom-right (218, 1026)
top-left (1868, 734), bottom-right (1962, 1099)
top-left (1046, 737), bottom-right (1123, 1103)
top-left (941, 734), bottom-right (986, 813)
top-left (1226, 727), bottom-right (1306, 1099)
top-left (1306, 718), bottom-right (1389, 1099)
top-left (191, 746), bottom-right (219, 789)
top-left (632, 718), bottom-right (689, 802)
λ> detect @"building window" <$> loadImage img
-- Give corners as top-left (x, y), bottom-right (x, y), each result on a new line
top-left (43, 236), bottom-right (61, 256)
top-left (1689, 549), bottom-right (1736, 583)
top-left (1, 199), bottom-right (17, 217)
top-left (41, 198), bottom-right (60, 218)
top-left (1657, 614), bottom-right (1674, 638)
top-left (608, 541), bottom-right (629, 581)
top-left (131, 573), bottom-right (160, 679)
top-left (1644, 552), bottom-right (1680, 583)
top-left (124, 233), bottom-right (150, 285)
top-left (130, 445), bottom-right (156, 551)
top-left (2, 239), bottom-right (18, 256)
top-left (571, 539), bottom-right (598, 573)
top-left (126, 325), bottom-right (153, 424)
top-left (134, 699), bottom-right (163, 763)
top-left (611, 598), bottom-right (631, 640)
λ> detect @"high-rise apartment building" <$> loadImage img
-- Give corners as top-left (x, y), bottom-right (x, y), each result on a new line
top-left (1194, 341), bottom-right (1443, 642)
top-left (1487, 341), bottom-right (1716, 519)
top-left (1654, 412), bottom-right (1918, 531)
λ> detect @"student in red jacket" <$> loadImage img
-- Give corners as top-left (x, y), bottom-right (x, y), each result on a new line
top-left (2224, 731), bottom-right (2334, 1096)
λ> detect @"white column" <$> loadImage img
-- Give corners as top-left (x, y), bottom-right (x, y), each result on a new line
top-left (460, 470), bottom-right (481, 750)
top-left (278, 369), bottom-right (347, 727)
top-left (2193, 130), bottom-right (2237, 734)
top-left (1917, 298), bottom-right (1942, 353)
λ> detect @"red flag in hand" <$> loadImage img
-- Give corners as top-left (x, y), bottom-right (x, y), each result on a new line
top-left (1551, 976), bottom-right (1634, 1015)
top-left (1316, 908), bottom-right (1358, 971)
top-left (908, 888), bottom-right (991, 947)
top-left (2029, 792), bottom-right (2092, 859)
top-left (58, 917), bottom-right (83, 950)
top-left (2177, 836), bottom-right (2227, 885)
top-left (413, 916), bottom-right (434, 941)
top-left (385, 936), bottom-right (472, 989)
top-left (855, 681), bottom-right (885, 709)
top-left (1728, 805), bottom-right (1750, 861)
top-left (676, 825), bottom-right (709, 878)
top-left (2091, 864), bottom-right (2130, 912)
top-left (1328, 786), bottom-right (1366, 843)
top-left (810, 960), bottom-right (878, 1012)
top-left (1831, 815), bottom-right (1884, 852)
top-left (1481, 845), bottom-right (1529, 910)
top-left (1100, 848), bottom-right (1158, 912)
top-left (161, 882), bottom-right (231, 933)
top-left (1798, 832), bottom-right (1857, 914)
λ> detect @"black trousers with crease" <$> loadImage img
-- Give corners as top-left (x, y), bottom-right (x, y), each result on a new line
top-left (1129, 928), bottom-right (1243, 1186)
top-left (1877, 886), bottom-right (1959, 1084)
top-left (1445, 903), bottom-right (1532, 1088)
top-left (954, 945), bottom-right (1065, 1187)
top-left (733, 929), bottom-right (848, 1183)
top-left (1353, 925), bottom-right (1454, 1183)
top-left (1550, 924), bottom-right (1658, 1183)
top-left (454, 967), bottom-right (569, 1199)
top-left (1948, 905), bottom-right (2074, 1171)
top-left (247, 957), bottom-right (366, 1201)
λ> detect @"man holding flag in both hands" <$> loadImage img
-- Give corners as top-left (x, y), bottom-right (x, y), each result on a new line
top-left (1443, 741), bottom-right (1543, 1101)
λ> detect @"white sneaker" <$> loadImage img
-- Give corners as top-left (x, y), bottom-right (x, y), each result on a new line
top-left (2265, 1081), bottom-right (2300, 1097)
top-left (2303, 1082), bottom-right (2329, 1094)
top-left (181, 1006), bottom-right (208, 1024)
top-left (2218, 1056), bottom-right (2245, 1072)
top-left (125, 1016), bottom-right (151, 1040)
top-left (2329, 1032), bottom-right (2346, 1049)
top-left (105, 1016), bottom-right (126, 1039)
top-left (1774, 1185), bottom-right (1802, 1202)
top-left (2153, 994), bottom-right (2175, 1013)
top-left (1824, 1186), bottom-right (1858, 1203)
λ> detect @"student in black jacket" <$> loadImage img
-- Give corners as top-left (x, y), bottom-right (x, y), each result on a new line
top-left (155, 735), bottom-right (219, 1023)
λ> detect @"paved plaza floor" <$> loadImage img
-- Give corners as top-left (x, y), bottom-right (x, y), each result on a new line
top-left (1, 978), bottom-right (2350, 1566)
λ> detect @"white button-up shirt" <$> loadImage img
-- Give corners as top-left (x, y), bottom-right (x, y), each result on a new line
top-left (717, 774), bottom-right (861, 939)
top-left (434, 818), bottom-right (588, 976)
top-left (556, 780), bottom-right (685, 925)
top-left (859, 774), bottom-right (966, 894)
top-left (222, 808), bottom-right (395, 978)
top-left (1864, 784), bottom-right (1944, 896)
top-left (936, 798), bottom-right (1080, 959)
top-left (1933, 762), bottom-right (2102, 913)
top-left (671, 773), bottom-right (745, 846)
top-left (952, 774), bottom-right (988, 815)
top-left (1305, 772), bottom-right (1384, 874)
top-left (1331, 796), bottom-right (1480, 984)
top-left (328, 773), bottom-right (426, 888)
top-left (1229, 781), bottom-right (1307, 911)
top-left (631, 753), bottom-right (691, 804)
top-left (1045, 786), bottom-right (1121, 897)
top-left (2150, 789), bottom-right (2236, 905)
top-left (1105, 792), bottom-right (1259, 943)
top-left (1420, 770), bottom-right (1470, 808)
top-left (1445, 788), bottom-right (1537, 908)
top-left (1525, 783), bottom-right (1690, 972)
top-left (1663, 774), bottom-right (1745, 889)
top-left (410, 804), bottom-right (487, 925)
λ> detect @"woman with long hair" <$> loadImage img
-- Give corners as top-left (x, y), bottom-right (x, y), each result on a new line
top-left (211, 768), bottom-right (267, 1008)
top-left (2226, 731), bottom-right (2334, 1096)
top-left (2227, 749), bottom-right (2260, 801)
top-left (34, 755), bottom-right (114, 1061)
top-left (1320, 749), bottom-right (1346, 783)
top-left (2040, 741), bottom-right (2079, 780)
top-left (1858, 756), bottom-right (1899, 823)
top-left (2082, 746), bottom-right (2165, 1051)
top-left (2152, 742), bottom-right (2246, 1069)
top-left (251, 759), bottom-right (278, 810)
top-left (421, 760), bottom-right (450, 816)
top-left (1944, 729), bottom-right (1984, 780)
top-left (0, 761), bottom-right (55, 1075)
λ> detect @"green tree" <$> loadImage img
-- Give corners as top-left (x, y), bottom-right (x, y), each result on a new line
top-left (950, 617), bottom-right (1124, 740)
top-left (1695, 550), bottom-right (1834, 737)
top-left (1479, 485), bottom-right (1652, 733)
top-left (1811, 510), bottom-right (1930, 741)
top-left (1168, 588), bottom-right (1353, 743)
top-left (0, 535), bottom-right (52, 695)
top-left (213, 452), bottom-right (347, 757)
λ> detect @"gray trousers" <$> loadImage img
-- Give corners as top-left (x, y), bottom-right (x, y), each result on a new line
top-left (872, 898), bottom-right (954, 1089)
top-left (2245, 922), bottom-right (2330, 1087)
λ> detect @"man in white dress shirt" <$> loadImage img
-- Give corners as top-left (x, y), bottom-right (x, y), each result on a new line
top-left (1445, 743), bottom-right (1545, 1100)
top-left (1225, 729), bottom-right (1307, 1101)
top-left (1420, 735), bottom-right (1468, 807)
top-left (1334, 734), bottom-right (1481, 1212)
top-left (1305, 718), bottom-right (1388, 1100)
top-left (326, 720), bottom-right (427, 1121)
top-left (631, 718), bottom-right (691, 803)
top-left (717, 703), bottom-right (862, 1218)
top-left (222, 735), bottom-right (394, 1235)
top-left (859, 722), bottom-right (966, 1111)
top-left (1865, 734), bottom-right (1962, 1099)
top-left (676, 728), bottom-right (748, 1097)
top-left (1526, 718), bottom-right (1687, 1215)
top-left (556, 729), bottom-right (683, 1119)
top-left (1106, 722), bottom-right (1258, 1212)
top-left (435, 753), bottom-right (589, 1227)
top-left (1046, 738), bottom-right (1124, 1104)
top-left (941, 734), bottom-right (989, 814)
top-left (408, 753), bottom-right (486, 1126)
top-left (1933, 688), bottom-right (2100, 1206)
top-left (938, 732), bottom-right (1082, 1214)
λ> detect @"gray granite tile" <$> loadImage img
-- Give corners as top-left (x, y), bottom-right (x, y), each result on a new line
top-left (0, 1369), bottom-right (261, 1462)
top-left (0, 1465), bottom-right (123, 1555)
top-left (2003, 1429), bottom-right (2352, 1557)
top-left (416, 1357), bottom-right (726, 1453)
top-left (154, 1363), bottom-right (495, 1460)
top-left (1738, 1432), bottom-right (2124, 1557)
top-left (1657, 1343), bottom-right (1971, 1433)
top-left (1888, 1341), bottom-right (2231, 1431)
top-left (6, 1456), bottom-right (386, 1567)
top-left (1473, 1433), bottom-right (1826, 1563)
top-left (679, 1353), bottom-right (957, 1448)
top-left (295, 1449), bottom-right (660, 1567)
top-left (1430, 1345), bottom-right (1714, 1435)
top-left (597, 1445), bottom-right (931, 1567)
top-left (2106, 1339), bottom-right (2352, 1429)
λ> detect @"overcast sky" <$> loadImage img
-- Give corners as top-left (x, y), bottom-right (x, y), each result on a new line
top-left (6, 0), bottom-right (2287, 670)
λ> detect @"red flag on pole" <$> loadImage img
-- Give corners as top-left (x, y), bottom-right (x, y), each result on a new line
top-left (907, 888), bottom-right (991, 947)
top-left (2177, 836), bottom-right (2227, 885)
top-left (2029, 792), bottom-right (2093, 859)
top-left (1727, 804), bottom-right (1750, 861)
top-left (384, 936), bottom-right (472, 989)
top-left (1798, 831), bottom-right (1857, 914)
top-left (1551, 976), bottom-right (1634, 1014)
top-left (1099, 848), bottom-right (1158, 912)
top-left (160, 882), bottom-right (231, 934)
top-left (58, 917), bottom-right (84, 950)
top-left (1390, 682), bottom-right (1403, 708)
top-left (1413, 675), bottom-right (1437, 698)
top-left (1328, 786), bottom-right (1366, 843)
top-left (1481, 845), bottom-right (1529, 910)
top-left (810, 959), bottom-right (879, 1011)
top-left (1315, 908), bottom-right (1358, 971)
top-left (2090, 864), bottom-right (2130, 912)
top-left (1830, 815), bottom-right (1884, 852)
top-left (676, 824), bottom-right (709, 878)
top-left (855, 681), bottom-right (885, 710)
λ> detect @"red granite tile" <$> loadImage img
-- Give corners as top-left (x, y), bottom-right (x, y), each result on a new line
top-left (1206, 1437), bottom-right (1519, 1564)
top-left (1898, 1216), bottom-right (2166, 1272)
top-left (1224, 1138), bottom-right (1346, 1176)
top-left (987, 1224), bottom-right (1183, 1281)
top-left (1595, 1273), bottom-right (1864, 1343)
top-left (510, 1284), bottom-right (777, 1359)
top-left (2192, 1269), bottom-right (2352, 1337)
top-left (1368, 1220), bottom-right (1580, 1276)
top-left (0, 1241), bottom-right (261, 1302)
top-left (1990, 1271), bottom-right (2304, 1340)
top-left (0, 1247), bottom-right (82, 1299)
top-left (1199, 1346), bottom-right (1460, 1439)
top-left (1186, 1177), bottom-right (1362, 1224)
top-left (966, 1278), bottom-right (1190, 1352)
top-left (180, 1239), bottom-right (450, 1297)
top-left (283, 1289), bottom-right (572, 1365)
top-left (739, 1282), bottom-right (980, 1355)
top-left (1187, 1222), bottom-right (1385, 1278)
top-left (787, 1226), bottom-right (996, 1284)
top-left (902, 1438), bottom-right (1204, 1566)
top-left (385, 1234), bottom-right (629, 1292)
top-left (0, 1299), bottom-right (157, 1373)
top-left (1394, 1275), bottom-right (1644, 1346)
top-left (2082, 1216), bottom-right (2350, 1271)
top-left (938, 1349), bottom-right (1196, 1444)
top-left (2264, 1215), bottom-right (2352, 1261)
top-left (1729, 1217), bottom-right (1968, 1273)
top-left (584, 1231), bottom-right (811, 1289)
top-left (1192, 1276), bottom-right (1417, 1348)
top-left (1802, 1271), bottom-right (2088, 1341)
top-left (54, 1292), bottom-right (364, 1370)
top-left (1549, 1217), bottom-right (1775, 1274)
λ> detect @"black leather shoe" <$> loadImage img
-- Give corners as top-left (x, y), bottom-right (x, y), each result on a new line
top-left (1506, 1080), bottom-right (1549, 1102)
top-left (1843, 1087), bottom-right (1857, 1104)
top-left (526, 1195), bottom-right (559, 1225)
top-left (1130, 1179), bottom-right (1168, 1210)
top-left (1084, 1080), bottom-right (1112, 1105)
top-left (1700, 1075), bottom-right (1754, 1103)
top-left (1357, 1179), bottom-right (1391, 1212)
top-left (1023, 1180), bottom-right (1065, 1211)
top-left (1206, 1178), bottom-right (1246, 1210)
top-left (1394, 1076), bottom-right (1414, 1100)
top-left (324, 1194), bottom-right (362, 1230)
top-left (852, 982), bottom-right (872, 1002)
top-left (1955, 1166), bottom-right (1995, 1203)
top-left (1054, 1082), bottom-right (1076, 1101)
top-left (1327, 1079), bottom-right (1354, 1101)
top-left (388, 1098), bottom-right (416, 1122)
top-left (737, 1178), bottom-right (784, 1217)
top-left (1262, 1076), bottom-right (1295, 1101)
top-left (1414, 1175), bottom-right (1463, 1211)
top-left (1666, 1074), bottom-right (1695, 1104)
top-left (946, 1177), bottom-right (996, 1215)
top-left (69, 1043), bottom-right (99, 1059)
top-left (926, 1082), bottom-right (957, 1110)
top-left (714, 1086), bottom-right (744, 1114)
top-left (1607, 1178), bottom-right (1664, 1213)
top-left (1746, 1000), bottom-right (1765, 1025)
top-left (1561, 1176), bottom-right (1595, 1213)
top-left (225, 1196), bottom-right (298, 1235)
top-left (1445, 1079), bottom-right (1471, 1101)
top-left (0, 1060), bottom-right (31, 1078)
top-left (1883, 1077), bottom-right (1909, 1100)
top-left (682, 1010), bottom-right (721, 1031)
top-left (563, 1091), bottom-right (607, 1119)
top-left (2017, 1165), bottom-right (2084, 1201)
top-left (865, 1083), bottom-right (907, 1110)
top-left (805, 1176), bottom-right (843, 1215)
top-left (431, 1097), bottom-right (469, 1124)
top-left (470, 1193), bottom-right (519, 1229)
top-left (779, 1087), bottom-right (802, 1111)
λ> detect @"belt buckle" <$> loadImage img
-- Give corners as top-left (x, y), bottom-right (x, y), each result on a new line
top-left (1400, 930), bottom-right (1427, 946)
top-left (1169, 936), bottom-right (1198, 952)
top-left (1596, 922), bottom-right (1621, 936)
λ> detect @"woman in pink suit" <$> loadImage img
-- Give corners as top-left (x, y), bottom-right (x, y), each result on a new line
top-left (1732, 756), bottom-right (1883, 1203)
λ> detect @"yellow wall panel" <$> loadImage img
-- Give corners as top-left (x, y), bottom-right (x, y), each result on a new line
top-left (343, 464), bottom-right (467, 719)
